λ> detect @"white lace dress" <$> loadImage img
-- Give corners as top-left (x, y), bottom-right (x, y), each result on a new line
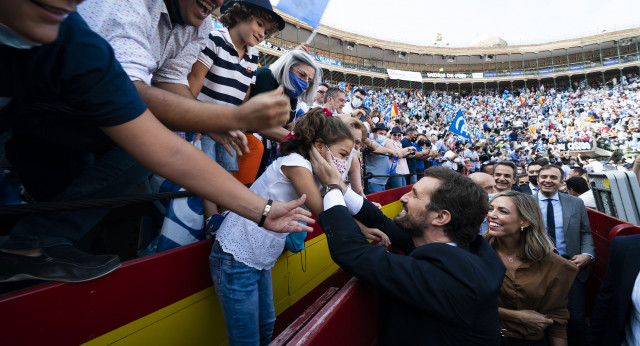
top-left (216, 153), bottom-right (320, 270)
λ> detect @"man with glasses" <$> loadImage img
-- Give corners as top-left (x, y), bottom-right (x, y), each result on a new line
top-left (342, 88), bottom-right (367, 115)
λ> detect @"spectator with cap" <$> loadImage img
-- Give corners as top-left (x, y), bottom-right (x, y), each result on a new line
top-left (386, 126), bottom-right (411, 189)
top-left (364, 123), bottom-right (410, 193)
top-left (565, 177), bottom-right (596, 209)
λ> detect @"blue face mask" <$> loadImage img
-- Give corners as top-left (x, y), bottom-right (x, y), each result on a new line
top-left (288, 70), bottom-right (308, 99)
top-left (0, 22), bottom-right (42, 49)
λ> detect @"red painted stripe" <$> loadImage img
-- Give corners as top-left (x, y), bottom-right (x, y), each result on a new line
top-left (366, 185), bottom-right (412, 206)
top-left (0, 238), bottom-right (215, 345)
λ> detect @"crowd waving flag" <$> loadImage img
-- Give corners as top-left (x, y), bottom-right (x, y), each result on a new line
top-left (275, 0), bottom-right (331, 29)
top-left (391, 101), bottom-right (399, 118)
top-left (448, 110), bottom-right (472, 140)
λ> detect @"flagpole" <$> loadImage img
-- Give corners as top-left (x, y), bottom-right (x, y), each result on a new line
top-left (305, 30), bottom-right (317, 45)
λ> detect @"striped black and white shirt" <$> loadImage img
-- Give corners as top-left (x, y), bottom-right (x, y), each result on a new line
top-left (196, 29), bottom-right (258, 106)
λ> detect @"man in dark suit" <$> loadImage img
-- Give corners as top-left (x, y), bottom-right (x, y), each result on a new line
top-left (537, 164), bottom-right (595, 346)
top-left (310, 148), bottom-right (506, 345)
top-left (587, 234), bottom-right (640, 345)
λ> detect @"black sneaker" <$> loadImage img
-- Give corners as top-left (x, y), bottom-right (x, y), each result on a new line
top-left (0, 245), bottom-right (121, 283)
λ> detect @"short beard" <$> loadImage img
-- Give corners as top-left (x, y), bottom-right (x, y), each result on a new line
top-left (394, 209), bottom-right (427, 238)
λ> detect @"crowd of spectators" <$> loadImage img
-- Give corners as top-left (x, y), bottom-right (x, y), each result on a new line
top-left (326, 73), bottom-right (640, 193)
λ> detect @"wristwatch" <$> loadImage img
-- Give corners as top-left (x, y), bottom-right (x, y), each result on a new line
top-left (320, 184), bottom-right (344, 197)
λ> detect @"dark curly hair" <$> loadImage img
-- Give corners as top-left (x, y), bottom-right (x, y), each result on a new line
top-left (219, 3), bottom-right (280, 38)
top-left (423, 167), bottom-right (488, 247)
top-left (280, 108), bottom-right (354, 160)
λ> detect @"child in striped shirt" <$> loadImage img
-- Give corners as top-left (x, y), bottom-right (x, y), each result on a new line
top-left (188, 0), bottom-right (284, 217)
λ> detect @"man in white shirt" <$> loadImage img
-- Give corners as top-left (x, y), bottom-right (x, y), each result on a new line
top-left (79, 0), bottom-right (290, 140)
top-left (342, 88), bottom-right (366, 115)
top-left (565, 177), bottom-right (597, 209)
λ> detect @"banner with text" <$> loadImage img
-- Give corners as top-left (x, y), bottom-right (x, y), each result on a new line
top-left (554, 141), bottom-right (593, 151)
top-left (310, 54), bottom-right (342, 67)
top-left (387, 69), bottom-right (423, 82)
top-left (424, 72), bottom-right (470, 79)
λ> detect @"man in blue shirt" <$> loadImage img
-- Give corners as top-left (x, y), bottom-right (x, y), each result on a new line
top-left (0, 0), bottom-right (313, 283)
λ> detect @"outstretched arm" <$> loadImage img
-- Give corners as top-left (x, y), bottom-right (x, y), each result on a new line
top-left (101, 110), bottom-right (314, 233)
top-left (134, 81), bottom-right (291, 133)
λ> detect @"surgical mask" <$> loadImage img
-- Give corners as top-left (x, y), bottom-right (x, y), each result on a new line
top-left (375, 134), bottom-right (386, 145)
top-left (326, 145), bottom-right (348, 176)
top-left (288, 71), bottom-right (308, 99)
top-left (529, 175), bottom-right (538, 186)
top-left (351, 97), bottom-right (363, 108)
top-left (0, 23), bottom-right (41, 49)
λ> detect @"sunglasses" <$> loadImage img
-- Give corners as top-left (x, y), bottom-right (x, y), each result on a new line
top-left (392, 134), bottom-right (402, 137)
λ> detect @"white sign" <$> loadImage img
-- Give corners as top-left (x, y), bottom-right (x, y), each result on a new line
top-left (425, 72), bottom-right (469, 79)
top-left (472, 72), bottom-right (484, 79)
top-left (387, 69), bottom-right (423, 83)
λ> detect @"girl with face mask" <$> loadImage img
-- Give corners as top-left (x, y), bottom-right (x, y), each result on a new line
top-left (210, 108), bottom-right (386, 344)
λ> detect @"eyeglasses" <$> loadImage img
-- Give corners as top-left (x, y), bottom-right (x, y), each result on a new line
top-left (392, 134), bottom-right (402, 137)
top-left (291, 67), bottom-right (313, 83)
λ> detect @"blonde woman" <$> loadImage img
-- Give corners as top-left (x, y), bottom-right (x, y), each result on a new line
top-left (484, 191), bottom-right (578, 346)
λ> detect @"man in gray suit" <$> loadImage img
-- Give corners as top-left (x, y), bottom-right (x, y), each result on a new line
top-left (537, 164), bottom-right (594, 346)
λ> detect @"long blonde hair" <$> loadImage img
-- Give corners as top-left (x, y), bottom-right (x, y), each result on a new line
top-left (483, 191), bottom-right (555, 262)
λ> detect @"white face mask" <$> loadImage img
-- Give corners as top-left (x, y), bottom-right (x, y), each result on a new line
top-left (375, 134), bottom-right (386, 145)
top-left (351, 97), bottom-right (363, 108)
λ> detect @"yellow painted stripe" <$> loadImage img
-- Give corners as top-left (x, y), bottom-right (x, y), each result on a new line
top-left (84, 201), bottom-right (404, 345)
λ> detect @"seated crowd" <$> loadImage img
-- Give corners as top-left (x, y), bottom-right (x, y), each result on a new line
top-left (1, 0), bottom-right (638, 345)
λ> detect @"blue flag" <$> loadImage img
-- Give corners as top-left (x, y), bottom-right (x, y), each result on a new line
top-left (536, 140), bottom-right (546, 152)
top-left (276, 0), bottom-right (330, 29)
top-left (384, 105), bottom-right (391, 125)
top-left (448, 110), bottom-right (471, 140)
top-left (473, 127), bottom-right (484, 140)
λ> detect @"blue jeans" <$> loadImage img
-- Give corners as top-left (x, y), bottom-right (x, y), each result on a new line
top-left (201, 134), bottom-right (238, 172)
top-left (210, 241), bottom-right (275, 346)
top-left (368, 183), bottom-right (386, 194)
top-left (2, 112), bottom-right (149, 249)
top-left (388, 175), bottom-right (406, 189)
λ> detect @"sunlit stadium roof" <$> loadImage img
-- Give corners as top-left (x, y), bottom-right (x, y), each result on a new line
top-left (270, 0), bottom-right (640, 48)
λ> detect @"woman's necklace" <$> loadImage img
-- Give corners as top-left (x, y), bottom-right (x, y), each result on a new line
top-left (500, 251), bottom-right (518, 263)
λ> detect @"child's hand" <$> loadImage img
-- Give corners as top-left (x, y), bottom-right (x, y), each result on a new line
top-left (295, 43), bottom-right (310, 53)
